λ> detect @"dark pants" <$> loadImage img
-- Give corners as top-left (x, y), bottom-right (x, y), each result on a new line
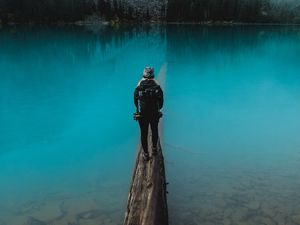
top-left (138, 116), bottom-right (159, 154)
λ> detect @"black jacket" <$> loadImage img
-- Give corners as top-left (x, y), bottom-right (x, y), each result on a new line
top-left (134, 78), bottom-right (164, 116)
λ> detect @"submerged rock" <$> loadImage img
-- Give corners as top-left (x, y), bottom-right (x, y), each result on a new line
top-left (26, 217), bottom-right (47, 225)
top-left (245, 201), bottom-right (261, 210)
top-left (77, 210), bottom-right (102, 220)
top-left (292, 215), bottom-right (300, 224)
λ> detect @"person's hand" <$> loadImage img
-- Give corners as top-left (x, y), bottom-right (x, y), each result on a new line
top-left (133, 113), bottom-right (142, 121)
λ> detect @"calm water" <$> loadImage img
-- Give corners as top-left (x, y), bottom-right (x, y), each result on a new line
top-left (0, 25), bottom-right (300, 225)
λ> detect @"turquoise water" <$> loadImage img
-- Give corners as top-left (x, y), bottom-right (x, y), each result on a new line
top-left (165, 26), bottom-right (300, 225)
top-left (1, 25), bottom-right (300, 225)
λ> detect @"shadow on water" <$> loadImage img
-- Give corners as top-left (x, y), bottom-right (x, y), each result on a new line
top-left (164, 25), bottom-right (300, 225)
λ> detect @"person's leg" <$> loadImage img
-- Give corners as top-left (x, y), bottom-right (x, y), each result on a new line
top-left (150, 118), bottom-right (159, 152)
top-left (138, 118), bottom-right (149, 155)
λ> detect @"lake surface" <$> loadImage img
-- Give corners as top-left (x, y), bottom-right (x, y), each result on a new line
top-left (1, 25), bottom-right (300, 225)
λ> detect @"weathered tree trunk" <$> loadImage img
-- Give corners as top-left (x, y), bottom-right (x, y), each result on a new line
top-left (124, 136), bottom-right (168, 225)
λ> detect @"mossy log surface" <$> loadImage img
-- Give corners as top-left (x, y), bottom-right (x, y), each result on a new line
top-left (124, 137), bottom-right (168, 225)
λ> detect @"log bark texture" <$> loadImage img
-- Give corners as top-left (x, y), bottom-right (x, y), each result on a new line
top-left (124, 137), bottom-right (168, 225)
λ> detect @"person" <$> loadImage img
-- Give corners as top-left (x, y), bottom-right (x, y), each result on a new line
top-left (134, 67), bottom-right (164, 161)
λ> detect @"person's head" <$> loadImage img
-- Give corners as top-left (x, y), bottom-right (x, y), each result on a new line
top-left (143, 66), bottom-right (155, 79)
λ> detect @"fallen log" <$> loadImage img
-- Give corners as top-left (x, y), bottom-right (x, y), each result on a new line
top-left (124, 137), bottom-right (169, 225)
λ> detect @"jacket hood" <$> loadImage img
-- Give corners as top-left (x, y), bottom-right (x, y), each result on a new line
top-left (137, 78), bottom-right (159, 88)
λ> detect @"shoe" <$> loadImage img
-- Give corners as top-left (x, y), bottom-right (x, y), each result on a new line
top-left (142, 152), bottom-right (150, 161)
top-left (152, 147), bottom-right (158, 156)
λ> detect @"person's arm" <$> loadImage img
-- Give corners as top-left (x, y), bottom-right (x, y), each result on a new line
top-left (134, 87), bottom-right (139, 110)
top-left (158, 86), bottom-right (164, 110)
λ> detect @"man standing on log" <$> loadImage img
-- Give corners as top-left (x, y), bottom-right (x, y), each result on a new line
top-left (134, 67), bottom-right (164, 161)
